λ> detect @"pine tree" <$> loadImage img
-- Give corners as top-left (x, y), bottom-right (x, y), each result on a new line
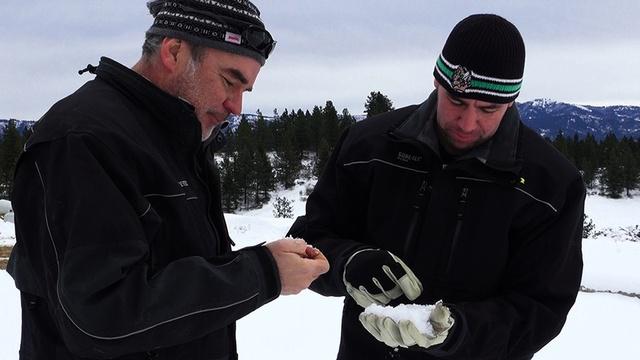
top-left (294, 108), bottom-right (308, 158)
top-left (315, 138), bottom-right (331, 177)
top-left (274, 124), bottom-right (301, 189)
top-left (254, 145), bottom-right (275, 205)
top-left (304, 110), bottom-right (312, 150)
top-left (234, 116), bottom-right (255, 208)
top-left (620, 137), bottom-right (639, 196)
top-left (340, 108), bottom-right (356, 132)
top-left (309, 105), bottom-right (323, 154)
top-left (364, 91), bottom-right (394, 118)
top-left (254, 110), bottom-right (273, 151)
top-left (272, 109), bottom-right (290, 152)
top-left (0, 119), bottom-right (25, 198)
top-left (219, 154), bottom-right (240, 212)
top-left (632, 138), bottom-right (640, 192)
top-left (552, 131), bottom-right (571, 162)
top-left (602, 142), bottom-right (625, 198)
top-left (272, 196), bottom-right (294, 218)
top-left (600, 133), bottom-right (619, 165)
top-left (579, 133), bottom-right (599, 188)
top-left (582, 214), bottom-right (595, 238)
top-left (321, 100), bottom-right (340, 150)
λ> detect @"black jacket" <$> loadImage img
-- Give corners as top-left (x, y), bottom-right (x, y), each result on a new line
top-left (8, 57), bottom-right (280, 360)
top-left (299, 92), bottom-right (585, 359)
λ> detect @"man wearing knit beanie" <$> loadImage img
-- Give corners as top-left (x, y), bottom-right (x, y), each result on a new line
top-left (9, 1), bottom-right (329, 359)
top-left (296, 14), bottom-right (585, 360)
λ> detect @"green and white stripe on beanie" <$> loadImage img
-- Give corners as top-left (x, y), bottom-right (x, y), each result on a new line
top-left (435, 54), bottom-right (522, 100)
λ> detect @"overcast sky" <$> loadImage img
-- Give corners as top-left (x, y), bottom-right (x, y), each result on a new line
top-left (1, 0), bottom-right (639, 120)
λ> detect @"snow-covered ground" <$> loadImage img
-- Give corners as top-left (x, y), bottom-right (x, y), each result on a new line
top-left (0, 186), bottom-right (638, 359)
top-left (584, 194), bottom-right (639, 229)
top-left (0, 221), bottom-right (15, 247)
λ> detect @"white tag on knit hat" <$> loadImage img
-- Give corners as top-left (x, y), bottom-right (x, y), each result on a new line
top-left (225, 32), bottom-right (242, 45)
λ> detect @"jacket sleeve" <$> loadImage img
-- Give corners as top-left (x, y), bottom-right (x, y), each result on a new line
top-left (304, 129), bottom-right (372, 296)
top-left (427, 175), bottom-right (586, 358)
top-left (12, 133), bottom-right (280, 358)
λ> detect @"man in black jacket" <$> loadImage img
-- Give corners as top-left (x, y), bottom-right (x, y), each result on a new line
top-left (296, 14), bottom-right (585, 360)
top-left (8, 1), bottom-right (329, 359)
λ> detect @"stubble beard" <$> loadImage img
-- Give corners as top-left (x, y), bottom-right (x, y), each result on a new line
top-left (175, 58), bottom-right (216, 141)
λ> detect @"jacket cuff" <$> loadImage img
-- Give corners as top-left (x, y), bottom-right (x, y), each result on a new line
top-left (241, 245), bottom-right (281, 306)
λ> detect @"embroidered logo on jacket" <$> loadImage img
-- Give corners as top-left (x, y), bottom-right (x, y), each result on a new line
top-left (397, 152), bottom-right (423, 163)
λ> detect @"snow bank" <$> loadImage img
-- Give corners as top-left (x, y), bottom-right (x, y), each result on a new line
top-left (582, 237), bottom-right (640, 294)
top-left (0, 200), bottom-right (12, 216)
top-left (236, 290), bottom-right (344, 360)
top-left (537, 292), bottom-right (640, 360)
top-left (236, 178), bottom-right (314, 219)
top-left (0, 271), bottom-right (20, 359)
top-left (585, 195), bottom-right (640, 229)
top-left (0, 220), bottom-right (15, 246)
top-left (226, 214), bottom-right (294, 247)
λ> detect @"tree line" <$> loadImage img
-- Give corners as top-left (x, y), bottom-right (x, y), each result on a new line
top-left (217, 91), bottom-right (640, 212)
top-left (0, 120), bottom-right (26, 199)
top-left (0, 92), bottom-right (638, 207)
top-left (550, 132), bottom-right (640, 198)
top-left (217, 91), bottom-right (394, 212)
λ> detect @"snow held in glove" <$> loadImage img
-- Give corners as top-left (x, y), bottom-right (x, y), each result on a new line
top-left (363, 303), bottom-right (437, 336)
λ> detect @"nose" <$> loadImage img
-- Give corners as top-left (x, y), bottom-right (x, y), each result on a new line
top-left (223, 94), bottom-right (243, 116)
top-left (457, 107), bottom-right (477, 133)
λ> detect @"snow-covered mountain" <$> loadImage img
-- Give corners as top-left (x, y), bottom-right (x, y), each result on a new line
top-left (517, 99), bottom-right (640, 139)
top-left (0, 119), bottom-right (33, 136)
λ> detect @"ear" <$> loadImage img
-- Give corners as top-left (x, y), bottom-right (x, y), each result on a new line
top-left (433, 78), bottom-right (439, 89)
top-left (158, 37), bottom-right (185, 73)
top-left (507, 101), bottom-right (514, 108)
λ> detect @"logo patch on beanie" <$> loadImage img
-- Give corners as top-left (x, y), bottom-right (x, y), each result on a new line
top-left (452, 66), bottom-right (472, 92)
top-left (225, 32), bottom-right (242, 45)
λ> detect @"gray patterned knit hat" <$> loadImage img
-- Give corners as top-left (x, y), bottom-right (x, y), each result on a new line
top-left (146, 0), bottom-right (276, 65)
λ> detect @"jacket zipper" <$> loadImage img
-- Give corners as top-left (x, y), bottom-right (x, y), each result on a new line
top-left (402, 177), bottom-right (430, 262)
top-left (445, 186), bottom-right (469, 274)
top-left (192, 151), bottom-right (231, 251)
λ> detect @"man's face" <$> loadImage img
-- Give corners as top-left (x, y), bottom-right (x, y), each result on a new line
top-left (434, 82), bottom-right (513, 155)
top-left (174, 46), bottom-right (261, 140)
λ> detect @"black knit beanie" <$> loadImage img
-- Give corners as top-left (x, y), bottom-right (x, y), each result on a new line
top-left (146, 0), bottom-right (276, 65)
top-left (433, 14), bottom-right (525, 104)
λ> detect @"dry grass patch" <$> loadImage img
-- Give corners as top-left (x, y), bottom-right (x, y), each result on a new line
top-left (0, 246), bottom-right (12, 270)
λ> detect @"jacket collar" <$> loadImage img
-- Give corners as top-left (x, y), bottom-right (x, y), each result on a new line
top-left (391, 90), bottom-right (523, 176)
top-left (94, 57), bottom-right (202, 151)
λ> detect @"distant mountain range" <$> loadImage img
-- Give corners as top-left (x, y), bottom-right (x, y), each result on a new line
top-left (3, 99), bottom-right (640, 140)
top-left (0, 119), bottom-right (32, 136)
top-left (517, 99), bottom-right (640, 139)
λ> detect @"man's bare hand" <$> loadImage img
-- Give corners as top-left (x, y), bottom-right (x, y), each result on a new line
top-left (265, 238), bottom-right (330, 295)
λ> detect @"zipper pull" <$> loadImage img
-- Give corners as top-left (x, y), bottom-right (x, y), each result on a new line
top-left (403, 177), bottom-right (431, 260)
top-left (457, 187), bottom-right (469, 218)
top-left (413, 179), bottom-right (428, 210)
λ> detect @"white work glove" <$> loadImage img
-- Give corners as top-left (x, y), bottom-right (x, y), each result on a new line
top-left (358, 301), bottom-right (455, 349)
top-left (343, 248), bottom-right (423, 308)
